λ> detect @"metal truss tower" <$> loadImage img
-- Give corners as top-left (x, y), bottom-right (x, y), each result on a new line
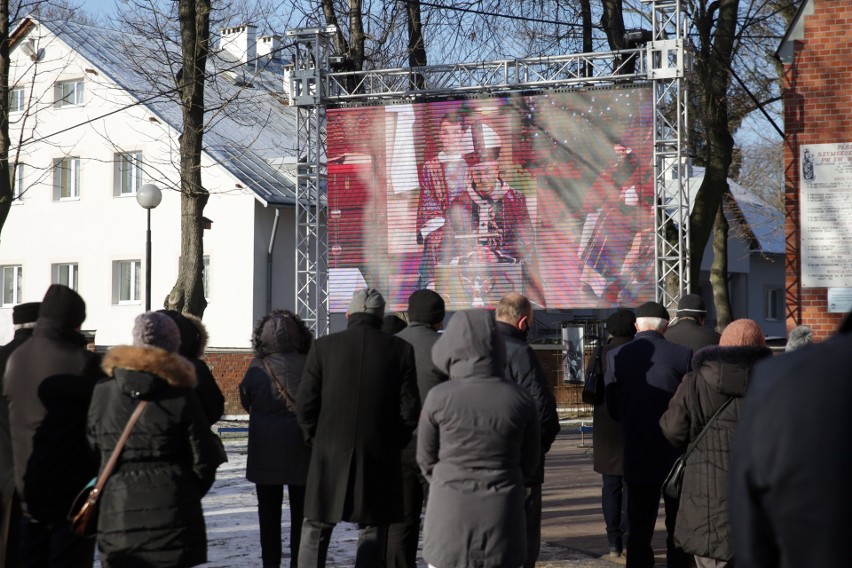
top-left (286, 27), bottom-right (335, 336)
top-left (288, 0), bottom-right (691, 329)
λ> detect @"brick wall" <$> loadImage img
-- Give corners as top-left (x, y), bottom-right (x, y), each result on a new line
top-left (203, 350), bottom-right (253, 416)
top-left (782, 0), bottom-right (851, 340)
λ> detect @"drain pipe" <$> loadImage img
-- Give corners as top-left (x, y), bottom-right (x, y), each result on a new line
top-left (267, 208), bottom-right (280, 314)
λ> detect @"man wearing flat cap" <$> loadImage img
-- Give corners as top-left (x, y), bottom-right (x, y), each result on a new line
top-left (665, 294), bottom-right (720, 351)
top-left (297, 288), bottom-right (420, 568)
top-left (4, 285), bottom-right (102, 567)
top-left (604, 301), bottom-right (693, 568)
top-left (386, 289), bottom-right (448, 568)
top-left (1, 302), bottom-right (39, 567)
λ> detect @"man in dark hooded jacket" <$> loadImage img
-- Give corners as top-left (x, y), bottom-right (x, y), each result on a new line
top-left (297, 288), bottom-right (419, 568)
top-left (3, 286), bottom-right (101, 568)
top-left (1, 302), bottom-right (39, 568)
top-left (495, 293), bottom-right (560, 568)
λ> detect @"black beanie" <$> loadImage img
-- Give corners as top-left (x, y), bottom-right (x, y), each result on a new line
top-left (635, 301), bottom-right (670, 320)
top-left (12, 302), bottom-right (40, 325)
top-left (407, 290), bottom-right (446, 324)
top-left (606, 310), bottom-right (637, 337)
top-left (38, 285), bottom-right (86, 329)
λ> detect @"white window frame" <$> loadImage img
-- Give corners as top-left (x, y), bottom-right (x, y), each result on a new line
top-left (53, 157), bottom-right (81, 200)
top-left (54, 79), bottom-right (84, 108)
top-left (1, 265), bottom-right (22, 306)
top-left (11, 163), bottom-right (23, 201)
top-left (113, 260), bottom-right (141, 304)
top-left (52, 262), bottom-right (79, 291)
top-left (203, 255), bottom-right (210, 299)
top-left (114, 152), bottom-right (143, 196)
top-left (9, 87), bottom-right (25, 113)
top-left (765, 287), bottom-right (782, 321)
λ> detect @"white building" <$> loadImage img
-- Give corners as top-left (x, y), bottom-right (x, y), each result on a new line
top-left (0, 18), bottom-right (299, 348)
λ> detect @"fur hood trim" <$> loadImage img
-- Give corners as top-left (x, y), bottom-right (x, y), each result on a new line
top-left (183, 312), bottom-right (208, 357)
top-left (692, 345), bottom-right (773, 369)
top-left (102, 345), bottom-right (196, 388)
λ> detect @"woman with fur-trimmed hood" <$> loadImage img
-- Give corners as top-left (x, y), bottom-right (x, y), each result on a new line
top-left (87, 312), bottom-right (225, 567)
top-left (660, 319), bottom-right (772, 567)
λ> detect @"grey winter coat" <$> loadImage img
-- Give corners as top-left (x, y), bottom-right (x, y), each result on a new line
top-left (418, 310), bottom-right (540, 568)
top-left (659, 344), bottom-right (771, 560)
top-left (240, 314), bottom-right (312, 485)
top-left (89, 346), bottom-right (225, 568)
top-left (297, 313), bottom-right (420, 525)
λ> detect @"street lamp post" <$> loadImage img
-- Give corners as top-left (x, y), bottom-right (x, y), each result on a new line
top-left (136, 184), bottom-right (162, 311)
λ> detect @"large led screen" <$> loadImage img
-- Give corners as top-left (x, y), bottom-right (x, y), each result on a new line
top-left (327, 86), bottom-right (655, 312)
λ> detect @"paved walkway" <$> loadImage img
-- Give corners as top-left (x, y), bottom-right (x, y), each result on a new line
top-left (535, 428), bottom-right (672, 567)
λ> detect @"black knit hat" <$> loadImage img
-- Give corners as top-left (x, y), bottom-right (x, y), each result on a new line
top-left (39, 285), bottom-right (86, 329)
top-left (676, 294), bottom-right (707, 317)
top-left (12, 302), bottom-right (40, 325)
top-left (407, 289), bottom-right (446, 324)
top-left (606, 310), bottom-right (637, 337)
top-left (635, 301), bottom-right (670, 320)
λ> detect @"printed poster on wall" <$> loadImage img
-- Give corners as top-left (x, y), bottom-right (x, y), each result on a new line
top-left (800, 143), bottom-right (852, 288)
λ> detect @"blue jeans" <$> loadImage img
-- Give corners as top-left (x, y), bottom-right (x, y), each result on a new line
top-left (601, 474), bottom-right (628, 552)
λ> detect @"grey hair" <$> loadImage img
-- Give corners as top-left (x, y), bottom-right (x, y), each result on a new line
top-left (636, 317), bottom-right (667, 332)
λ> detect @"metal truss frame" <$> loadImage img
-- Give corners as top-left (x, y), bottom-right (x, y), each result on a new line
top-left (288, 0), bottom-right (691, 332)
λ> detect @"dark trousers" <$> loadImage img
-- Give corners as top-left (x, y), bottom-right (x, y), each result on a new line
top-left (2, 490), bottom-right (22, 568)
top-left (386, 444), bottom-right (427, 568)
top-left (522, 484), bottom-right (542, 568)
top-left (257, 484), bottom-right (307, 568)
top-left (625, 482), bottom-right (690, 568)
top-left (601, 474), bottom-right (628, 553)
top-left (19, 517), bottom-right (94, 568)
top-left (299, 519), bottom-right (387, 568)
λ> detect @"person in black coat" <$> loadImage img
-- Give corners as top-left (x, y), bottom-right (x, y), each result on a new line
top-left (88, 312), bottom-right (225, 567)
top-left (495, 293), bottom-right (560, 568)
top-left (604, 301), bottom-right (692, 568)
top-left (296, 289), bottom-right (420, 568)
top-left (1, 302), bottom-right (39, 568)
top-left (593, 309), bottom-right (635, 559)
top-left (159, 310), bottom-right (225, 425)
top-left (4, 286), bottom-right (101, 568)
top-left (386, 290), bottom-right (447, 568)
top-left (729, 313), bottom-right (852, 567)
top-left (240, 310), bottom-right (313, 568)
top-left (665, 294), bottom-right (720, 351)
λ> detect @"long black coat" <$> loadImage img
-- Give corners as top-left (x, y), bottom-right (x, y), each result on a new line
top-left (665, 318), bottom-right (720, 352)
top-left (604, 330), bottom-right (692, 484)
top-left (592, 334), bottom-right (633, 475)
top-left (297, 313), bottom-right (419, 525)
top-left (240, 314), bottom-right (311, 486)
top-left (659, 345), bottom-right (771, 560)
top-left (418, 310), bottom-right (540, 568)
top-left (0, 327), bottom-right (34, 500)
top-left (497, 321), bottom-right (560, 485)
top-left (89, 346), bottom-right (224, 568)
top-left (730, 331), bottom-right (852, 568)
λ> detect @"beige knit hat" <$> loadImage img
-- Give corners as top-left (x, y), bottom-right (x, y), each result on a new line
top-left (720, 319), bottom-right (765, 347)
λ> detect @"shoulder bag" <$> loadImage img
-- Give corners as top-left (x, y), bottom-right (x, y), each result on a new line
top-left (662, 396), bottom-right (734, 500)
top-left (262, 358), bottom-right (297, 412)
top-left (68, 400), bottom-right (148, 538)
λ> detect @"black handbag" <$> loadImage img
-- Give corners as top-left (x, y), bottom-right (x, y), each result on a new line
top-left (662, 396), bottom-right (734, 500)
top-left (582, 343), bottom-right (605, 405)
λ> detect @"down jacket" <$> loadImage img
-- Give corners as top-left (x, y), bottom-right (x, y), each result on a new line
top-left (88, 346), bottom-right (225, 568)
top-left (659, 344), bottom-right (772, 561)
top-left (240, 313), bottom-right (312, 485)
top-left (418, 310), bottom-right (540, 568)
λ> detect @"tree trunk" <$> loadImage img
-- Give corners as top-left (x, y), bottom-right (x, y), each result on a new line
top-left (580, 0), bottom-right (592, 76)
top-left (0, 1), bottom-right (12, 237)
top-left (405, 0), bottom-right (426, 89)
top-left (710, 194), bottom-right (732, 331)
top-left (166, 0), bottom-right (211, 317)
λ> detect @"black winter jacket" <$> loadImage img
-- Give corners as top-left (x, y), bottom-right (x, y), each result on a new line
top-left (659, 344), bottom-right (771, 560)
top-left (88, 346), bottom-right (224, 568)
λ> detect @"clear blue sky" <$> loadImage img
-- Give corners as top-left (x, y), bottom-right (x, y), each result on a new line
top-left (78, 0), bottom-right (117, 19)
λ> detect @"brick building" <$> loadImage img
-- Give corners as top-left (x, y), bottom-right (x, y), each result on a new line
top-left (778, 0), bottom-right (852, 339)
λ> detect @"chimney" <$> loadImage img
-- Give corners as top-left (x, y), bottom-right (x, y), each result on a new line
top-left (257, 35), bottom-right (281, 60)
top-left (219, 24), bottom-right (257, 64)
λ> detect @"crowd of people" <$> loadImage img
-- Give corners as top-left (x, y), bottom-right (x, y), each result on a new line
top-left (1, 283), bottom-right (851, 568)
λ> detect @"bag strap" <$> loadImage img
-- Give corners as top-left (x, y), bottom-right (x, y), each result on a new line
top-left (261, 357), bottom-right (297, 412)
top-left (92, 400), bottom-right (148, 496)
top-left (681, 396), bottom-right (735, 461)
